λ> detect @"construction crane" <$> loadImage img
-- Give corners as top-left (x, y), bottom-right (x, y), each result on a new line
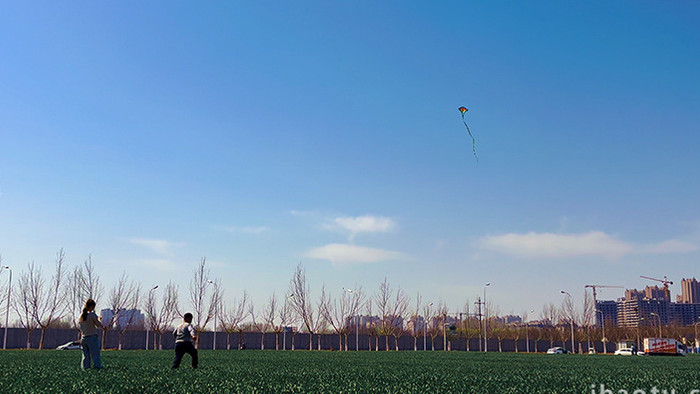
top-left (640, 275), bottom-right (673, 300)
top-left (585, 285), bottom-right (624, 307)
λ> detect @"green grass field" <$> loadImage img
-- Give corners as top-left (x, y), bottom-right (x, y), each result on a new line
top-left (0, 350), bottom-right (698, 393)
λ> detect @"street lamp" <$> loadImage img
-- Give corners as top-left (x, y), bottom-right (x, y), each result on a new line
top-left (208, 280), bottom-right (217, 350)
top-left (145, 285), bottom-right (158, 350)
top-left (1, 265), bottom-right (11, 350)
top-left (525, 309), bottom-right (534, 353)
top-left (424, 302), bottom-right (433, 351)
top-left (596, 310), bottom-right (607, 354)
top-left (443, 313), bottom-right (448, 351)
top-left (344, 288), bottom-right (359, 351)
top-left (483, 283), bottom-right (490, 352)
top-left (650, 313), bottom-right (662, 338)
top-left (560, 290), bottom-right (575, 354)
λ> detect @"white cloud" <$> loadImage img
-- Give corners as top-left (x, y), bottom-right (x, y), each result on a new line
top-left (477, 231), bottom-right (632, 260)
top-left (476, 231), bottom-right (698, 260)
top-left (641, 239), bottom-right (698, 254)
top-left (128, 238), bottom-right (183, 255)
top-left (305, 243), bottom-right (405, 265)
top-left (331, 215), bottom-right (396, 241)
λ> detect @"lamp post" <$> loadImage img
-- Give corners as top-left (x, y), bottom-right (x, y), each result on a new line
top-left (208, 280), bottom-right (217, 350)
top-left (596, 310), bottom-right (607, 354)
top-left (1, 265), bottom-right (11, 350)
top-left (525, 309), bottom-right (534, 353)
top-left (650, 313), bottom-right (662, 338)
top-left (560, 290), bottom-right (575, 354)
top-left (443, 313), bottom-right (448, 351)
top-left (483, 283), bottom-right (490, 352)
top-left (424, 302), bottom-right (433, 351)
top-left (145, 285), bottom-right (158, 350)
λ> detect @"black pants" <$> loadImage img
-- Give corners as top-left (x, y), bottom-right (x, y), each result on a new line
top-left (172, 342), bottom-right (198, 369)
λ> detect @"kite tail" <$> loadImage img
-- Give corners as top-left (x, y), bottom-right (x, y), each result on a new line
top-left (461, 119), bottom-right (478, 162)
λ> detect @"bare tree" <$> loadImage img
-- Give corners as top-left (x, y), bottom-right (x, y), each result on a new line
top-left (12, 263), bottom-right (40, 349)
top-left (101, 273), bottom-right (137, 349)
top-left (79, 255), bottom-right (102, 301)
top-left (365, 299), bottom-right (377, 351)
top-left (117, 283), bottom-right (142, 350)
top-left (36, 250), bottom-right (68, 349)
top-left (581, 290), bottom-right (595, 352)
top-left (409, 293), bottom-right (422, 351)
top-left (374, 278), bottom-right (392, 350)
top-left (145, 281), bottom-right (179, 350)
top-left (276, 294), bottom-right (294, 350)
top-left (220, 291), bottom-right (249, 350)
top-left (319, 285), bottom-right (344, 350)
top-left (540, 302), bottom-right (559, 348)
top-left (390, 287), bottom-right (410, 351)
top-left (288, 263), bottom-right (316, 350)
top-left (188, 258), bottom-right (221, 348)
top-left (249, 293), bottom-right (277, 350)
top-left (561, 294), bottom-right (577, 352)
top-left (264, 293), bottom-right (278, 350)
top-left (344, 286), bottom-right (365, 351)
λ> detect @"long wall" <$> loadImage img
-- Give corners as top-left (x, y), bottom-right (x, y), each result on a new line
top-left (1, 328), bottom-right (616, 353)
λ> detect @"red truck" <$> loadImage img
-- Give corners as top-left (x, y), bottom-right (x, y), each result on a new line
top-left (643, 338), bottom-right (686, 356)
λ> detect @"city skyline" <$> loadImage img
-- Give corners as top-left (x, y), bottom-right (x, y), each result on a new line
top-left (1, 2), bottom-right (700, 317)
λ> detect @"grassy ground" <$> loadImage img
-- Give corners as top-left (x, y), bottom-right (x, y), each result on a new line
top-left (0, 350), bottom-right (698, 393)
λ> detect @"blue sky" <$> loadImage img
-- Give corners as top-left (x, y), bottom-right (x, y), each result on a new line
top-left (1, 1), bottom-right (699, 319)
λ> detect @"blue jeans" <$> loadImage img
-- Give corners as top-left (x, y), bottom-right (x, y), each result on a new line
top-left (81, 335), bottom-right (102, 369)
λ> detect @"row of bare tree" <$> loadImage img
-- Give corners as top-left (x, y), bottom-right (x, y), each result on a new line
top-left (2, 252), bottom-right (698, 351)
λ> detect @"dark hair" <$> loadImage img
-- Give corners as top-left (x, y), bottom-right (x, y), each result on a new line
top-left (80, 299), bottom-right (96, 322)
top-left (183, 313), bottom-right (193, 323)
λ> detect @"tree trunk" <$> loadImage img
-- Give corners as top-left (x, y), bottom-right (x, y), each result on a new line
top-left (261, 332), bottom-right (265, 350)
top-left (26, 328), bottom-right (33, 349)
top-left (414, 337), bottom-right (417, 351)
top-left (227, 333), bottom-right (231, 350)
top-left (238, 331), bottom-right (243, 350)
top-left (39, 328), bottom-right (47, 350)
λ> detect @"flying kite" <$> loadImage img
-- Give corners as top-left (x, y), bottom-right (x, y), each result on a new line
top-left (458, 106), bottom-right (478, 162)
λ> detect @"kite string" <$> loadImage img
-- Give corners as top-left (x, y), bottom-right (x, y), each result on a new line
top-left (461, 115), bottom-right (478, 162)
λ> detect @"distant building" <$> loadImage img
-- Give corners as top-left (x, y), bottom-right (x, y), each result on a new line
top-left (669, 303), bottom-right (700, 326)
top-left (678, 278), bottom-right (700, 304)
top-left (596, 300), bottom-right (618, 328)
top-left (644, 285), bottom-right (669, 302)
top-left (617, 297), bottom-right (669, 328)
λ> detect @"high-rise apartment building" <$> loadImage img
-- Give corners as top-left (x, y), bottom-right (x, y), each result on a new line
top-left (677, 278), bottom-right (700, 304)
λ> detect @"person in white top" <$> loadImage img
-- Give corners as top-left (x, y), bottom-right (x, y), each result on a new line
top-left (172, 312), bottom-right (198, 369)
top-left (78, 299), bottom-right (103, 369)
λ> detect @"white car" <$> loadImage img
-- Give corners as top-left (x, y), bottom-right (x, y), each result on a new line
top-left (546, 347), bottom-right (569, 354)
top-left (56, 341), bottom-right (82, 350)
top-left (614, 348), bottom-right (644, 356)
